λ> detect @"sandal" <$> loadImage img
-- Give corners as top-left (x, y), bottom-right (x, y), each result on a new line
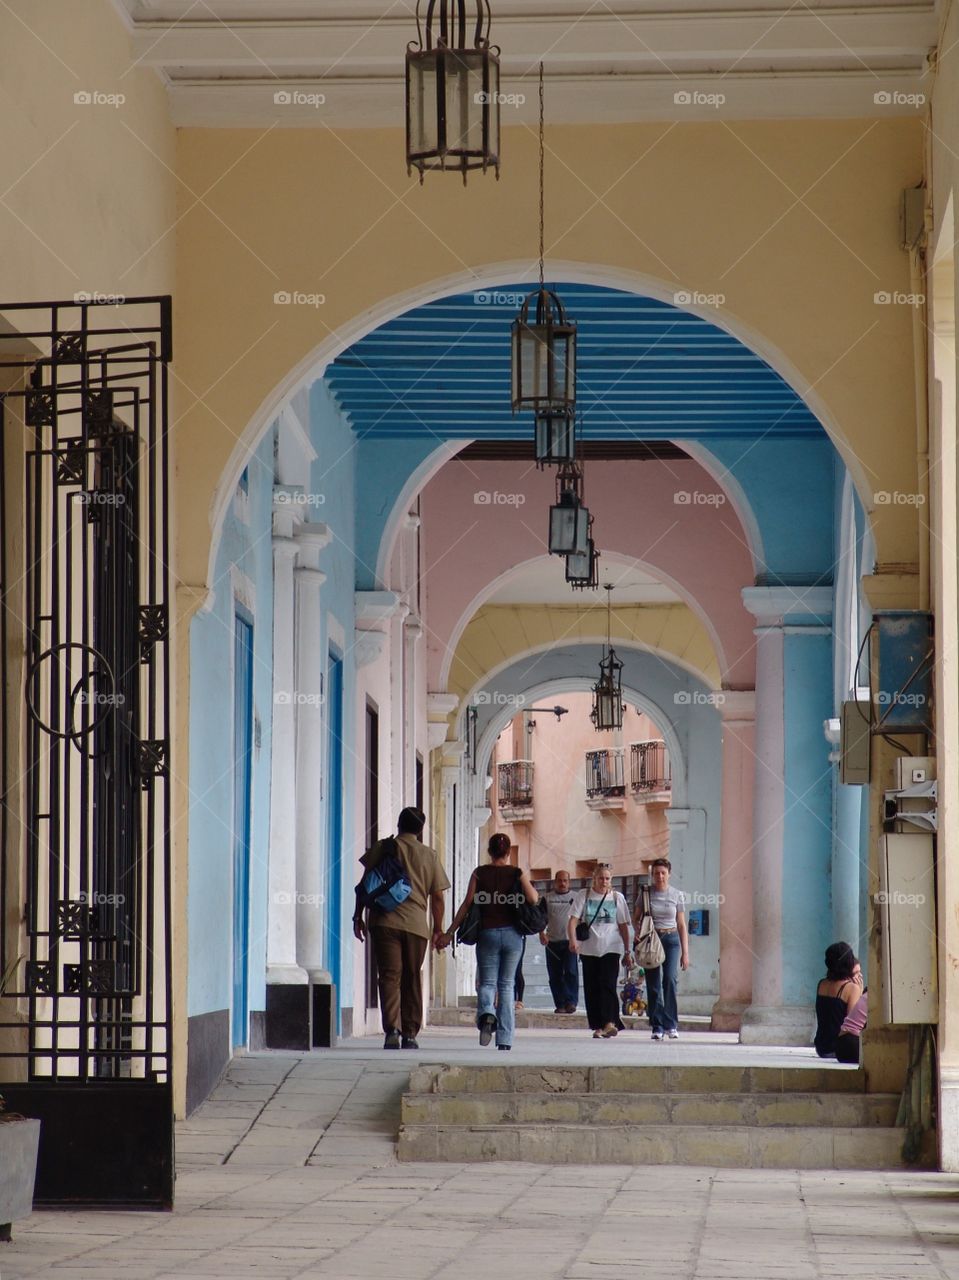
top-left (592, 1030), bottom-right (603, 1039)
top-left (601, 1023), bottom-right (619, 1038)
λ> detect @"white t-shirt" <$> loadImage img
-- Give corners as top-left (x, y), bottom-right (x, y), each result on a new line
top-left (570, 889), bottom-right (631, 958)
top-left (647, 885), bottom-right (685, 930)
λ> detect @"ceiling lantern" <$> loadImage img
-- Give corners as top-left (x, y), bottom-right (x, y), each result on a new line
top-left (511, 64), bottom-right (577, 424)
top-left (534, 410), bottom-right (577, 469)
top-left (591, 585), bottom-right (625, 731)
top-left (406, 1), bottom-right (501, 184)
top-left (566, 517), bottom-right (599, 590)
top-left (548, 463), bottom-right (589, 557)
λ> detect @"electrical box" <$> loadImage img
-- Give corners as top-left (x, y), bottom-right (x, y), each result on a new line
top-left (872, 611), bottom-right (933, 734)
top-left (878, 833), bottom-right (937, 1024)
top-left (839, 699), bottom-right (871, 784)
top-left (895, 756), bottom-right (935, 789)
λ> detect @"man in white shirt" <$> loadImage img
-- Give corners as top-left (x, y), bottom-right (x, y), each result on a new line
top-left (538, 870), bottom-right (579, 1013)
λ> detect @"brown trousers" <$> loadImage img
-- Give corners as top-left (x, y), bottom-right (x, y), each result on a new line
top-left (372, 926), bottom-right (429, 1039)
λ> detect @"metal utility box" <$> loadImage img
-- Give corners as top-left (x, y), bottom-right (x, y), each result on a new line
top-left (872, 611), bottom-right (933, 734)
top-left (878, 833), bottom-right (937, 1024)
top-left (840, 699), bottom-right (871, 784)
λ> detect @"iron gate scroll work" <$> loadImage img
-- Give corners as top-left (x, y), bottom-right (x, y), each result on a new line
top-left (0, 298), bottom-right (173, 1208)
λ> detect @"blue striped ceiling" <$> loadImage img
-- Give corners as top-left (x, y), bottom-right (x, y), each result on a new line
top-left (326, 283), bottom-right (822, 441)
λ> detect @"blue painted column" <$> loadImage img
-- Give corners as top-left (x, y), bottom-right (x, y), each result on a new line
top-left (740, 586), bottom-right (834, 1044)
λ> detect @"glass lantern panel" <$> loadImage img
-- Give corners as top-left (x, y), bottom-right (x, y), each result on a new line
top-left (565, 544), bottom-right (592, 582)
top-left (549, 503), bottom-right (578, 555)
top-left (445, 51), bottom-right (485, 155)
top-left (521, 327), bottom-right (549, 403)
top-left (409, 57), bottom-right (438, 156)
top-left (561, 331), bottom-right (577, 401)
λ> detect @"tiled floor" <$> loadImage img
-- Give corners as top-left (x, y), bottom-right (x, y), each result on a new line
top-left (3, 1033), bottom-right (958, 1279)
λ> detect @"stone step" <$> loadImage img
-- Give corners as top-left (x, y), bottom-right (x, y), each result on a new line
top-left (407, 1064), bottom-right (870, 1096)
top-left (397, 1122), bottom-right (934, 1169)
top-left (401, 1090), bottom-right (900, 1129)
top-left (430, 1007), bottom-right (711, 1033)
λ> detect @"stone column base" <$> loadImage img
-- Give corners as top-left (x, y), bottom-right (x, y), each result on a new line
top-left (710, 998), bottom-right (749, 1033)
top-left (939, 1066), bottom-right (959, 1171)
top-left (739, 1003), bottom-right (815, 1046)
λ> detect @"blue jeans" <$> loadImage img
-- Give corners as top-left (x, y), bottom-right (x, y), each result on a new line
top-left (545, 940), bottom-right (579, 1009)
top-left (645, 931), bottom-right (681, 1032)
top-left (476, 926), bottom-right (524, 1047)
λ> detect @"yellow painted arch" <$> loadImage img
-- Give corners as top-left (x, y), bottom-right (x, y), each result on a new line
top-left (446, 602), bottom-right (722, 708)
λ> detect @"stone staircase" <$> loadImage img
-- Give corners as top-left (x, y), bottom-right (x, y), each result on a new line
top-left (398, 1064), bottom-right (935, 1170)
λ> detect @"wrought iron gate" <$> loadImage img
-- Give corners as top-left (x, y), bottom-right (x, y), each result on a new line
top-left (0, 297), bottom-right (173, 1207)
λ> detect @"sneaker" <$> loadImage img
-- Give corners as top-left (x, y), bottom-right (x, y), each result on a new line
top-left (497, 1044), bottom-right (512, 1051)
top-left (667, 1029), bottom-right (679, 1040)
top-left (401, 1036), bottom-right (419, 1049)
top-left (384, 1028), bottom-right (401, 1050)
top-left (651, 1030), bottom-right (664, 1041)
top-left (554, 1007), bottom-right (564, 1015)
top-left (478, 1014), bottom-right (496, 1047)
top-left (565, 1004), bottom-right (578, 1014)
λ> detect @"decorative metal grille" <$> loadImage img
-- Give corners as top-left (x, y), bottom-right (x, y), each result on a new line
top-left (630, 739), bottom-right (672, 797)
top-left (0, 297), bottom-right (172, 1084)
top-left (498, 759), bottom-right (534, 808)
top-left (585, 747), bottom-right (626, 798)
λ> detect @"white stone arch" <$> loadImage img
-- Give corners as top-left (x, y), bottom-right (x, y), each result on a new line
top-left (205, 258), bottom-right (858, 591)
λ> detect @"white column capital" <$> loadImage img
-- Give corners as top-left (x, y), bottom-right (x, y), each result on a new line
top-left (427, 721), bottom-right (450, 750)
top-left (718, 689), bottom-right (756, 725)
top-left (741, 584), bottom-right (833, 627)
top-left (355, 590), bottom-right (401, 628)
top-left (294, 566), bottom-right (327, 588)
top-left (405, 612), bottom-right (424, 641)
top-left (272, 533), bottom-right (300, 561)
top-left (294, 520), bottom-right (332, 557)
top-left (355, 629), bottom-right (388, 668)
top-left (428, 692), bottom-right (460, 719)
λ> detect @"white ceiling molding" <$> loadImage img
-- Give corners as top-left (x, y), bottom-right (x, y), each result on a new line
top-left (114, 2), bottom-right (935, 124)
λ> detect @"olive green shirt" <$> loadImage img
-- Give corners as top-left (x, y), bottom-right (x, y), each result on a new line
top-left (359, 834), bottom-right (450, 940)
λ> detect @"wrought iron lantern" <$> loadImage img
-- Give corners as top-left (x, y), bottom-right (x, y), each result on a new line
top-left (535, 410), bottom-right (577, 468)
top-left (548, 463), bottom-right (589, 557)
top-left (406, 1), bottom-right (501, 183)
top-left (591, 585), bottom-right (625, 731)
top-left (511, 63), bottom-right (577, 420)
top-left (566, 518), bottom-right (599, 590)
top-left (512, 290), bottom-right (577, 417)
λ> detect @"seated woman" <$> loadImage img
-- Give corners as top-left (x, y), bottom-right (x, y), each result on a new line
top-left (835, 983), bottom-right (867, 1065)
top-left (814, 941), bottom-right (864, 1058)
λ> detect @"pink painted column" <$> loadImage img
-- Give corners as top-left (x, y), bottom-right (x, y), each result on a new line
top-left (711, 691), bottom-right (755, 1032)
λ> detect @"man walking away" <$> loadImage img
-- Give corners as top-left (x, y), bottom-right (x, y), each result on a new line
top-left (539, 870), bottom-right (580, 1013)
top-left (353, 807), bottom-right (449, 1049)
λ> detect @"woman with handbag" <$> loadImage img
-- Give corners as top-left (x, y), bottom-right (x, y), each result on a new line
top-left (442, 833), bottom-right (539, 1051)
top-left (634, 858), bottom-right (689, 1041)
top-left (567, 865), bottom-right (632, 1039)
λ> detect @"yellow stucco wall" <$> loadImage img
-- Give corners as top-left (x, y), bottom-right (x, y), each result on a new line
top-left (447, 603), bottom-right (721, 706)
top-left (175, 118), bottom-right (924, 591)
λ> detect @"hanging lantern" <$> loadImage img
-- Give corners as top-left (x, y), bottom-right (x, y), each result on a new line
top-left (511, 63), bottom-right (577, 420)
top-left (548, 464), bottom-right (588, 556)
top-left (406, 1), bottom-right (501, 184)
top-left (535, 409), bottom-right (577, 468)
top-left (591, 584), bottom-right (625, 730)
top-left (566, 521), bottom-right (599, 590)
top-left (512, 289), bottom-right (577, 416)
top-left (591, 648), bottom-right (625, 731)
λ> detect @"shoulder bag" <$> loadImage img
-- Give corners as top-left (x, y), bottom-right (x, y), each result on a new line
top-left (575, 890), bottom-right (609, 942)
top-left (634, 886), bottom-right (666, 969)
top-left (513, 868), bottom-right (549, 936)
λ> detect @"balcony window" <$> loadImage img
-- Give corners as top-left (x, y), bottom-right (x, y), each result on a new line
top-left (585, 747), bottom-right (626, 800)
top-left (497, 760), bottom-right (534, 820)
top-left (630, 740), bottom-right (672, 802)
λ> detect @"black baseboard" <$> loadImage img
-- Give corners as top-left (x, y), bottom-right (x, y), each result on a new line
top-left (266, 984), bottom-right (310, 1050)
top-left (186, 1008), bottom-right (230, 1114)
top-left (2, 1081), bottom-right (173, 1209)
top-left (312, 984), bottom-right (337, 1047)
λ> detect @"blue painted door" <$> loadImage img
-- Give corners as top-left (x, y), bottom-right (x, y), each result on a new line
top-left (326, 651), bottom-right (344, 1028)
top-left (232, 612), bottom-right (254, 1049)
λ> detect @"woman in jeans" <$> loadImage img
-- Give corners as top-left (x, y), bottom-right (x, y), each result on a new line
top-left (635, 858), bottom-right (689, 1040)
top-left (568, 865), bottom-right (632, 1038)
top-left (444, 833), bottom-right (539, 1051)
